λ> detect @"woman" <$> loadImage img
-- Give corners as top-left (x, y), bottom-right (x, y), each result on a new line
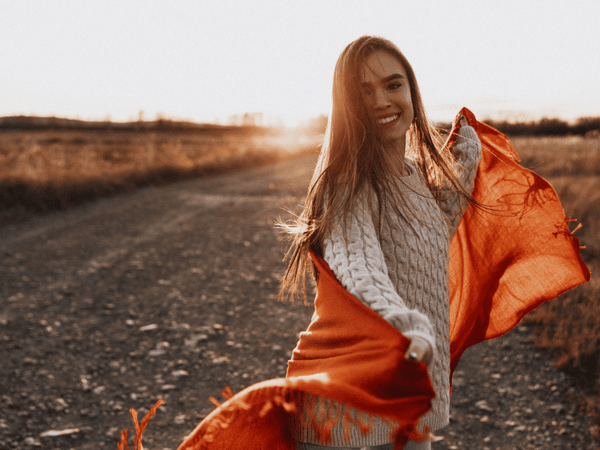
top-left (162, 35), bottom-right (589, 450)
top-left (278, 35), bottom-right (482, 449)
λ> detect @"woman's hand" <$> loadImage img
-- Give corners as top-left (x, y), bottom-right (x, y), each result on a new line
top-left (405, 336), bottom-right (433, 365)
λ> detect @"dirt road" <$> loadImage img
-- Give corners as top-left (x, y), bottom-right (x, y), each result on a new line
top-left (1, 156), bottom-right (597, 449)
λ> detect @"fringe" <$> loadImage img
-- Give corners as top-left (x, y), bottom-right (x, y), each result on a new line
top-left (175, 384), bottom-right (429, 450)
top-left (176, 383), bottom-right (296, 450)
top-left (291, 391), bottom-right (429, 449)
top-left (117, 399), bottom-right (165, 450)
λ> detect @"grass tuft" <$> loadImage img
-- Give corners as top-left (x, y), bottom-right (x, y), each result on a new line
top-left (0, 127), bottom-right (321, 225)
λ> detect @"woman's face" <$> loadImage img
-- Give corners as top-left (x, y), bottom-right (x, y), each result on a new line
top-left (360, 50), bottom-right (414, 151)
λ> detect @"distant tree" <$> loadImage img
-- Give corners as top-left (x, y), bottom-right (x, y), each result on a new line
top-left (306, 114), bottom-right (328, 133)
top-left (242, 112), bottom-right (264, 127)
top-left (536, 118), bottom-right (570, 135)
top-left (483, 117), bottom-right (592, 136)
top-left (573, 117), bottom-right (600, 136)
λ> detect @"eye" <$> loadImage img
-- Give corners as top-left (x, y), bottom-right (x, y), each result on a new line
top-left (388, 83), bottom-right (402, 90)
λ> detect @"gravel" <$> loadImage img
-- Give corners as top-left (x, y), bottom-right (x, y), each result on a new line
top-left (1, 156), bottom-right (598, 449)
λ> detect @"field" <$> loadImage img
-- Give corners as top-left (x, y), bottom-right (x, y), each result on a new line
top-left (1, 125), bottom-right (599, 434)
top-left (513, 135), bottom-right (600, 424)
top-left (0, 125), bottom-right (321, 225)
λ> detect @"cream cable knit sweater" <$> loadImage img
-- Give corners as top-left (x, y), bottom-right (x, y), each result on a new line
top-left (293, 126), bottom-right (481, 446)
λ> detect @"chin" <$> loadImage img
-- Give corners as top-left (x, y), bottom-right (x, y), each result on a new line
top-left (385, 131), bottom-right (407, 145)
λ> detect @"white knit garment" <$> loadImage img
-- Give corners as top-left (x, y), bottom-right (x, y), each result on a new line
top-left (293, 126), bottom-right (481, 446)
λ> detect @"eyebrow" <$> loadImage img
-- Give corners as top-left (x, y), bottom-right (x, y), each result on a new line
top-left (361, 73), bottom-right (405, 88)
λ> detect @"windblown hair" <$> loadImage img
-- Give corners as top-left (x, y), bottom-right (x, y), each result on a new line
top-left (278, 35), bottom-right (472, 302)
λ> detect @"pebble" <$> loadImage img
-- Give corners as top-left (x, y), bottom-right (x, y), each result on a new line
top-left (475, 400), bottom-right (494, 412)
top-left (52, 397), bottom-right (69, 411)
top-left (148, 341), bottom-right (170, 357)
top-left (184, 334), bottom-right (208, 347)
top-left (174, 414), bottom-right (188, 425)
top-left (24, 437), bottom-right (41, 446)
top-left (39, 428), bottom-right (80, 437)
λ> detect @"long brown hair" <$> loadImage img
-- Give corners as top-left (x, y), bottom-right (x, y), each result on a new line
top-left (278, 35), bottom-right (471, 302)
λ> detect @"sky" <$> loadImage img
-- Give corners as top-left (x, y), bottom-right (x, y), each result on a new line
top-left (1, 0), bottom-right (599, 126)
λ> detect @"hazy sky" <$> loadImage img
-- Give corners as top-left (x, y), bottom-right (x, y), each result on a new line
top-left (1, 1), bottom-right (599, 125)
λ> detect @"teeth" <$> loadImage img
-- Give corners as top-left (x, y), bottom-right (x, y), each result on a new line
top-left (378, 114), bottom-right (398, 125)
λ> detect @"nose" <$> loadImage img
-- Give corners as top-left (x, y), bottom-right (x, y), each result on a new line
top-left (371, 88), bottom-right (390, 110)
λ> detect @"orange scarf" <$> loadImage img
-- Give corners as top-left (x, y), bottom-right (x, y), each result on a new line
top-left (448, 108), bottom-right (590, 379)
top-left (119, 108), bottom-right (590, 450)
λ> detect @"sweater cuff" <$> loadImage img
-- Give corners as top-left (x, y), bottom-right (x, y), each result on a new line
top-left (382, 309), bottom-right (436, 366)
top-left (458, 125), bottom-right (478, 142)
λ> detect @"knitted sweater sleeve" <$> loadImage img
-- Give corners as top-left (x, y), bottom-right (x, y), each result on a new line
top-left (323, 197), bottom-right (436, 356)
top-left (436, 125), bottom-right (482, 238)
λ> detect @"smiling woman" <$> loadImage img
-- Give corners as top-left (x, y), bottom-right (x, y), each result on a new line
top-left (278, 34), bottom-right (481, 450)
top-left (276, 35), bottom-right (589, 449)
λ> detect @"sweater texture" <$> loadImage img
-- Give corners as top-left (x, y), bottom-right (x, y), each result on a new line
top-left (294, 126), bottom-right (481, 446)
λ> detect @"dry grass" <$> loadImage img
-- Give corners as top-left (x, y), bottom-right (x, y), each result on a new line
top-left (0, 126), bottom-right (321, 224)
top-left (514, 135), bottom-right (600, 423)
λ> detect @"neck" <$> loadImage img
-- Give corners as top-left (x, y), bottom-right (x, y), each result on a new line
top-left (385, 139), bottom-right (407, 177)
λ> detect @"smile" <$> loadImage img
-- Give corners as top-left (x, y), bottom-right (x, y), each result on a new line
top-left (377, 114), bottom-right (399, 125)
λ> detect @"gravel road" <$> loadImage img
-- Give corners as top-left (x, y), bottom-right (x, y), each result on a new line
top-left (1, 155), bottom-right (597, 449)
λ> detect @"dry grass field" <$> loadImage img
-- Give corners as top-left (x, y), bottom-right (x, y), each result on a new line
top-left (0, 125), bottom-right (321, 225)
top-left (1, 125), bottom-right (598, 430)
top-left (513, 135), bottom-right (600, 426)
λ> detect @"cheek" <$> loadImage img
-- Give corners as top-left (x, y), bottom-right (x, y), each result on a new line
top-left (395, 90), bottom-right (413, 110)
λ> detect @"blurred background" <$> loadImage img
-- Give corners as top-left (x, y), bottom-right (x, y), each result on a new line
top-left (1, 0), bottom-right (599, 125)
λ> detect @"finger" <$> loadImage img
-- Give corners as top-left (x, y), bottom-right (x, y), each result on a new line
top-left (457, 113), bottom-right (469, 127)
top-left (406, 350), bottom-right (422, 362)
top-left (405, 342), bottom-right (426, 362)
